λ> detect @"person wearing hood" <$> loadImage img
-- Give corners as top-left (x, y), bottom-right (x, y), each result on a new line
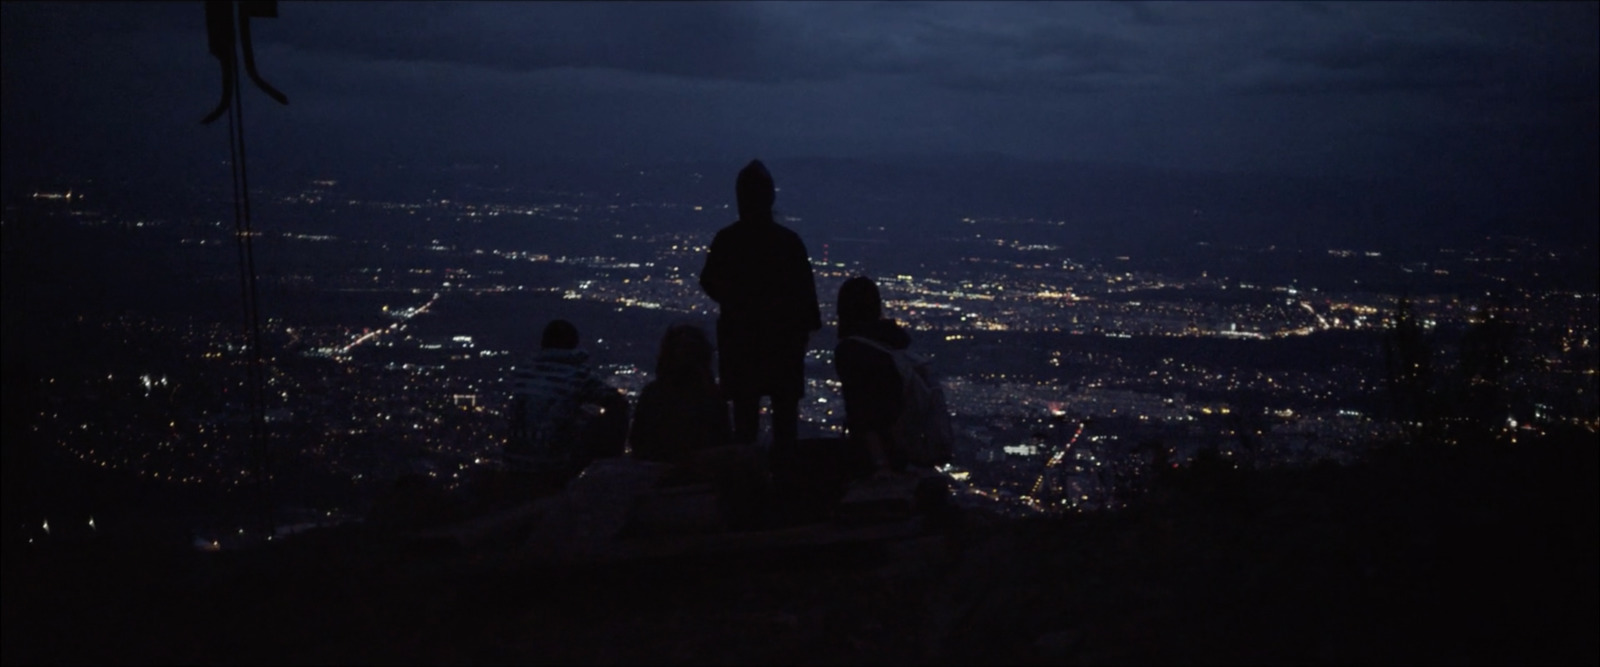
top-left (505, 319), bottom-right (628, 484)
top-left (699, 160), bottom-right (823, 448)
top-left (834, 276), bottom-right (913, 475)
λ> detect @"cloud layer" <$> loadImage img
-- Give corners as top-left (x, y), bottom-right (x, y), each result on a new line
top-left (3, 1), bottom-right (1594, 184)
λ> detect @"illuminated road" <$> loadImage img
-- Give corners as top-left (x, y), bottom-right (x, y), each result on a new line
top-left (1029, 419), bottom-right (1088, 498)
top-left (336, 292), bottom-right (441, 356)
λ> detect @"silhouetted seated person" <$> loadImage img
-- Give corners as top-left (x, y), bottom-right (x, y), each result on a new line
top-left (630, 324), bottom-right (731, 466)
top-left (835, 276), bottom-right (914, 477)
top-left (630, 324), bottom-right (773, 530)
top-left (699, 159), bottom-right (822, 448)
top-left (505, 319), bottom-right (628, 492)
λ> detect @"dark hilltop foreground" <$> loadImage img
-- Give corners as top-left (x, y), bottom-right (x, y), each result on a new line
top-left (3, 429), bottom-right (1596, 665)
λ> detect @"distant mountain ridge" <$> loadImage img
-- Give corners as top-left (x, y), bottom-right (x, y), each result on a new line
top-left (7, 149), bottom-right (1593, 254)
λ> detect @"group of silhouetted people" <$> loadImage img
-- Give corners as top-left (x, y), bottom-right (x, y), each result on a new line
top-left (502, 160), bottom-right (929, 515)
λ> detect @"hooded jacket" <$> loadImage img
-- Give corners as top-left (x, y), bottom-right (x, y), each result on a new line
top-left (699, 218), bottom-right (822, 399)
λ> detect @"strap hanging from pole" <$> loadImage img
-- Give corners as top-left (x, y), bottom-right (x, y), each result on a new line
top-left (202, 0), bottom-right (289, 536)
top-left (202, 1), bottom-right (288, 125)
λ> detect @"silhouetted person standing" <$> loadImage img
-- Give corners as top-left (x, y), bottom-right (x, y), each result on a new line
top-left (700, 160), bottom-right (822, 447)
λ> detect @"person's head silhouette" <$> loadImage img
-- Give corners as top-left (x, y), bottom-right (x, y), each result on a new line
top-left (736, 159), bottom-right (775, 223)
top-left (837, 276), bottom-right (883, 335)
top-left (541, 319), bottom-right (580, 350)
top-left (654, 324), bottom-right (716, 390)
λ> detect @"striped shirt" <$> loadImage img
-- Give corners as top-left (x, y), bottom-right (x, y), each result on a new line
top-left (506, 348), bottom-right (612, 470)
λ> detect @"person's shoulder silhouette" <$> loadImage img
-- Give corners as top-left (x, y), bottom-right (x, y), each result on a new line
top-left (699, 160), bottom-right (821, 331)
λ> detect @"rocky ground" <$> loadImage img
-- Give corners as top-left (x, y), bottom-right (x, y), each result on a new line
top-left (5, 430), bottom-right (1596, 665)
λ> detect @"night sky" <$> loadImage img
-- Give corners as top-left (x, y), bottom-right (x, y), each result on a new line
top-left (3, 1), bottom-right (1597, 242)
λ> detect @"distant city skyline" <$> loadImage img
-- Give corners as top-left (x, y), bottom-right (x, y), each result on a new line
top-left (6, 175), bottom-right (1595, 517)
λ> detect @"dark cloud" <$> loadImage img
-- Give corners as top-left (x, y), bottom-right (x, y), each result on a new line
top-left (1120, 0), bottom-right (1247, 28)
top-left (1276, 36), bottom-right (1495, 79)
top-left (1237, 37), bottom-right (1501, 95)
top-left (2, 1), bottom-right (1594, 189)
top-left (1236, 31), bottom-right (1592, 98)
top-left (864, 20), bottom-right (1144, 94)
top-left (254, 3), bottom-right (1154, 95)
top-left (255, 2), bottom-right (867, 84)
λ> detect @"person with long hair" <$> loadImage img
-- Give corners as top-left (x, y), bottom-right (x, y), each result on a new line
top-left (629, 323), bottom-right (731, 465)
